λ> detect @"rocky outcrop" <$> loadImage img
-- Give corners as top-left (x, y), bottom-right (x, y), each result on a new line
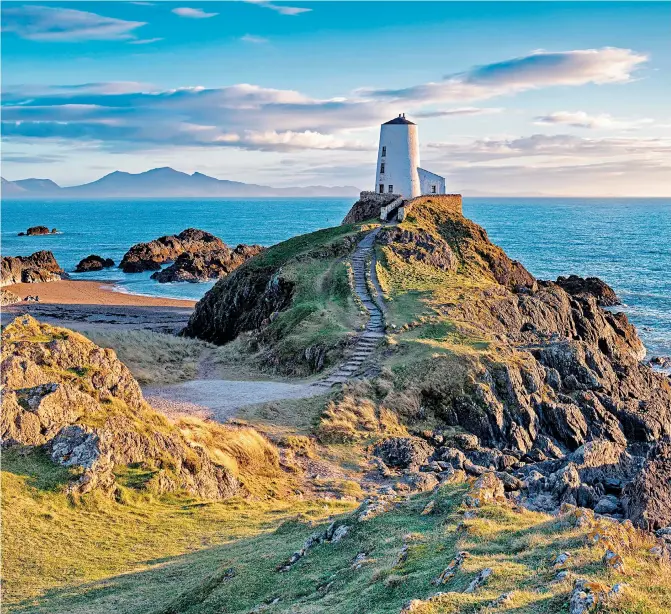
top-left (1, 250), bottom-right (65, 286)
top-left (75, 254), bottom-right (115, 272)
top-left (342, 191), bottom-right (399, 225)
top-left (183, 229), bottom-right (361, 346)
top-left (1, 315), bottom-right (240, 499)
top-left (17, 226), bottom-right (58, 236)
top-left (119, 228), bottom-right (225, 273)
top-left (1, 289), bottom-right (21, 305)
top-left (151, 244), bottom-right (263, 283)
top-left (555, 275), bottom-right (620, 306)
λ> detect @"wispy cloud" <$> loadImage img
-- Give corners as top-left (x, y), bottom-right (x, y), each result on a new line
top-left (241, 34), bottom-right (269, 44)
top-left (171, 7), bottom-right (218, 19)
top-left (362, 48), bottom-right (647, 103)
top-left (534, 110), bottom-right (653, 130)
top-left (1, 5), bottom-right (146, 42)
top-left (415, 107), bottom-right (503, 118)
top-left (244, 1), bottom-right (311, 16)
top-left (129, 37), bottom-right (163, 45)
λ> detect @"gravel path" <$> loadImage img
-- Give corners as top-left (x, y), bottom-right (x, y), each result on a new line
top-left (144, 379), bottom-right (321, 422)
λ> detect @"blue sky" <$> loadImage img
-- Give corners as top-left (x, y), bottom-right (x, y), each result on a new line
top-left (2, 1), bottom-right (670, 195)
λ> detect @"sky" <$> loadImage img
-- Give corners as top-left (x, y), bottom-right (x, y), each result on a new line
top-left (1, 0), bottom-right (670, 196)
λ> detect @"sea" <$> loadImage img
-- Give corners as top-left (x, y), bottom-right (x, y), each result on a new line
top-left (1, 197), bottom-right (670, 358)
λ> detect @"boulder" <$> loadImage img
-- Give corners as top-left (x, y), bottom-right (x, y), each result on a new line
top-left (373, 437), bottom-right (433, 470)
top-left (463, 473), bottom-right (505, 508)
top-left (75, 255), bottom-right (115, 272)
top-left (119, 228), bottom-right (226, 273)
top-left (150, 244), bottom-right (263, 283)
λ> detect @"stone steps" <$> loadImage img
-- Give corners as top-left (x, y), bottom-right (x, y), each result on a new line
top-left (312, 226), bottom-right (387, 389)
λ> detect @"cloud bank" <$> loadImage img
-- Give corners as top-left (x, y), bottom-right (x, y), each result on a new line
top-left (534, 111), bottom-right (653, 130)
top-left (171, 7), bottom-right (218, 19)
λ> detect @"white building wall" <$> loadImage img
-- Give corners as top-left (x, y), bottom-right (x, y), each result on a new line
top-left (375, 122), bottom-right (421, 198)
top-left (418, 167), bottom-right (446, 195)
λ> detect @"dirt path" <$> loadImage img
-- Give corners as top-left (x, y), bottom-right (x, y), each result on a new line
top-left (144, 379), bottom-right (322, 422)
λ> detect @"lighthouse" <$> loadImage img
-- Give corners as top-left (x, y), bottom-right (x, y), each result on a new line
top-left (374, 114), bottom-right (445, 198)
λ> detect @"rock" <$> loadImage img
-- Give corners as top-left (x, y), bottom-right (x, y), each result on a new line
top-left (420, 500), bottom-right (436, 515)
top-left (569, 579), bottom-right (609, 614)
top-left (464, 567), bottom-right (492, 593)
top-left (120, 228), bottom-right (226, 273)
top-left (330, 525), bottom-right (349, 543)
top-left (1, 315), bottom-right (241, 500)
top-left (454, 433), bottom-right (480, 450)
top-left (555, 275), bottom-right (620, 306)
top-left (495, 471), bottom-right (523, 491)
top-left (151, 244), bottom-right (264, 283)
top-left (1, 250), bottom-right (65, 286)
top-left (24, 226), bottom-right (51, 236)
top-left (1, 289), bottom-right (20, 306)
top-left (621, 441), bottom-right (671, 530)
top-left (602, 549), bottom-right (625, 573)
top-left (594, 495), bottom-right (620, 515)
top-left (342, 191), bottom-right (400, 224)
top-left (432, 551), bottom-right (468, 584)
top-left (373, 437), bottom-right (433, 470)
top-left (487, 592), bottom-right (514, 608)
top-left (437, 467), bottom-right (467, 484)
top-left (463, 473), bottom-right (505, 508)
top-left (553, 552), bottom-right (571, 567)
top-left (649, 356), bottom-right (671, 370)
top-left (357, 497), bottom-right (394, 522)
top-left (75, 254), bottom-right (114, 272)
top-left (434, 446), bottom-right (466, 469)
top-left (400, 472), bottom-right (439, 493)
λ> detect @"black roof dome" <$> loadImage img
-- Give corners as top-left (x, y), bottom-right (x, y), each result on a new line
top-left (384, 113), bottom-right (415, 125)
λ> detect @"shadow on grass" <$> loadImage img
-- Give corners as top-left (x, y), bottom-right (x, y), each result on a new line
top-left (2, 448), bottom-right (76, 492)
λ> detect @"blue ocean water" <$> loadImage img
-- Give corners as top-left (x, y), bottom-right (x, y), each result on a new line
top-left (1, 197), bottom-right (669, 356)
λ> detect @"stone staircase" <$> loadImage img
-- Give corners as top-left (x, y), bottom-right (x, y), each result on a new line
top-left (313, 228), bottom-right (385, 388)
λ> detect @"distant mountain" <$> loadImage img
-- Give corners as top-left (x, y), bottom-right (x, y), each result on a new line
top-left (1, 168), bottom-right (360, 199)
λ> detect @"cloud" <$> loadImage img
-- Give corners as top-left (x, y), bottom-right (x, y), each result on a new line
top-left (171, 7), bottom-right (218, 18)
top-left (1, 5), bottom-right (146, 42)
top-left (244, 1), bottom-right (312, 16)
top-left (362, 48), bottom-right (647, 103)
top-left (415, 107), bottom-right (503, 118)
top-left (129, 37), bottom-right (163, 45)
top-left (1, 82), bottom-right (382, 151)
top-left (241, 34), bottom-right (269, 44)
top-left (1, 153), bottom-right (64, 164)
top-left (534, 111), bottom-right (653, 130)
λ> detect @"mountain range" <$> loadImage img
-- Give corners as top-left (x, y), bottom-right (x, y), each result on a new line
top-left (1, 167), bottom-right (361, 199)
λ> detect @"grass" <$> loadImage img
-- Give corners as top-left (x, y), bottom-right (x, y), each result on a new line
top-left (83, 330), bottom-right (210, 385)
top-left (1, 448), bottom-right (354, 613)
top-left (6, 477), bottom-right (668, 614)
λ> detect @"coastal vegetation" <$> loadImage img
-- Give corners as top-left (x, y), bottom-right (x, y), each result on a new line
top-left (3, 197), bottom-right (671, 613)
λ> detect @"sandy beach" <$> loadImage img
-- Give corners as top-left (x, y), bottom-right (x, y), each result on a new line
top-left (4, 280), bottom-right (196, 307)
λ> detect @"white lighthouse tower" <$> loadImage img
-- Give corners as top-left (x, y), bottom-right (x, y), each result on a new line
top-left (374, 114), bottom-right (445, 198)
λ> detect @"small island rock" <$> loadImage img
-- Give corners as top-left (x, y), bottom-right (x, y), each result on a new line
top-left (120, 228), bottom-right (225, 273)
top-left (75, 255), bottom-right (115, 273)
top-left (151, 244), bottom-right (264, 283)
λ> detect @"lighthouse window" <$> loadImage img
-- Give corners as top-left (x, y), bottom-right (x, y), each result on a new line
top-left (379, 184), bottom-right (384, 194)
top-left (382, 146), bottom-right (386, 157)
top-left (388, 185), bottom-right (394, 193)
top-left (380, 163), bottom-right (385, 174)
top-left (431, 185), bottom-right (436, 193)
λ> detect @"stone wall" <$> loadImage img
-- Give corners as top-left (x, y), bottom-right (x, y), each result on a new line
top-left (342, 191), bottom-right (401, 225)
